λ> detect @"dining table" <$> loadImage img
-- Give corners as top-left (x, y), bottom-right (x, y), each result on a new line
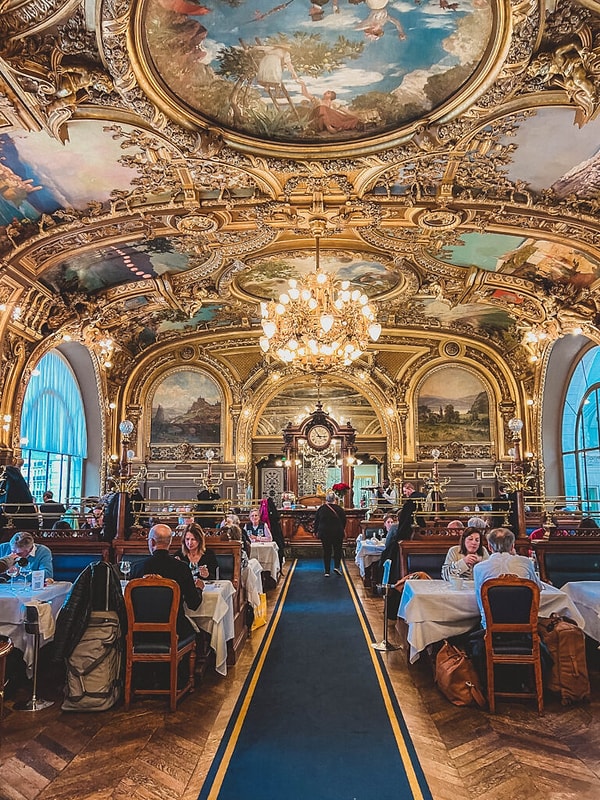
top-left (250, 541), bottom-right (280, 581)
top-left (0, 580), bottom-right (72, 676)
top-left (242, 557), bottom-right (264, 609)
top-left (398, 578), bottom-right (586, 664)
top-left (185, 579), bottom-right (235, 676)
top-left (354, 536), bottom-right (385, 578)
top-left (561, 581), bottom-right (600, 643)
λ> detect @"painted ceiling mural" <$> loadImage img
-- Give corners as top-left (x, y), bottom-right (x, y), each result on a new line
top-left (3, 0), bottom-right (600, 460)
top-left (140, 0), bottom-right (494, 143)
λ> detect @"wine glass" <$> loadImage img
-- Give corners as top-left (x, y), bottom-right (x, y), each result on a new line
top-left (119, 560), bottom-right (131, 581)
top-left (6, 563), bottom-right (20, 592)
top-left (19, 563), bottom-right (32, 589)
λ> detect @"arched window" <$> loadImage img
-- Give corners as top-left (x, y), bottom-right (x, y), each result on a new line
top-left (562, 345), bottom-right (600, 515)
top-left (20, 351), bottom-right (87, 505)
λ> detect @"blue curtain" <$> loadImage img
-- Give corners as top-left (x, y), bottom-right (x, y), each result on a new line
top-left (21, 351), bottom-right (87, 457)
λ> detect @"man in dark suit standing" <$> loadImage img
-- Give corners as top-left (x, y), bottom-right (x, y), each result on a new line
top-left (39, 490), bottom-right (66, 530)
top-left (314, 492), bottom-right (346, 577)
top-left (130, 524), bottom-right (202, 637)
top-left (379, 482), bottom-right (425, 618)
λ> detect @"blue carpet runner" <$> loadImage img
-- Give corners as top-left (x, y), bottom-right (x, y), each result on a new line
top-left (198, 559), bottom-right (432, 800)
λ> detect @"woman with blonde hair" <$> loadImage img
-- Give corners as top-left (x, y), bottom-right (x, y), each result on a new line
top-left (178, 521), bottom-right (218, 586)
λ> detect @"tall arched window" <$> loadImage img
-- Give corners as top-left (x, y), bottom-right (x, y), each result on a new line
top-left (20, 351), bottom-right (87, 505)
top-left (562, 345), bottom-right (600, 515)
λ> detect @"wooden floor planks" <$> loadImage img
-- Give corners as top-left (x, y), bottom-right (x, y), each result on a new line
top-left (1, 559), bottom-right (599, 800)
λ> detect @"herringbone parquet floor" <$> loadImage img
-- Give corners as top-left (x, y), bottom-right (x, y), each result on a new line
top-left (1, 560), bottom-right (599, 800)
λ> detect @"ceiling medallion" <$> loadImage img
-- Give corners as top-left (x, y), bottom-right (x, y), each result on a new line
top-left (417, 209), bottom-right (464, 230)
top-left (442, 341), bottom-right (461, 358)
top-left (176, 215), bottom-right (218, 234)
top-left (259, 237), bottom-right (381, 371)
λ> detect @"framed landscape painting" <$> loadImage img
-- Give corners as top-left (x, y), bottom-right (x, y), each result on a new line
top-left (417, 366), bottom-right (490, 444)
top-left (150, 370), bottom-right (222, 444)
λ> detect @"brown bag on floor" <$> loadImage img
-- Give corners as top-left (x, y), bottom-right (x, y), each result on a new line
top-left (435, 640), bottom-right (486, 708)
top-left (538, 614), bottom-right (590, 705)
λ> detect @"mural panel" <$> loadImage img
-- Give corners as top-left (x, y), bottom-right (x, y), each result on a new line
top-left (500, 107), bottom-right (600, 197)
top-left (238, 249), bottom-right (399, 299)
top-left (140, 0), bottom-right (494, 144)
top-left (0, 121), bottom-right (143, 226)
top-left (435, 232), bottom-right (600, 289)
top-left (151, 370), bottom-right (222, 443)
top-left (417, 366), bottom-right (490, 443)
top-left (41, 239), bottom-right (192, 294)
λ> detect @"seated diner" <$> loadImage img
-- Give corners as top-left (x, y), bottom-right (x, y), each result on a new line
top-left (441, 526), bottom-right (489, 581)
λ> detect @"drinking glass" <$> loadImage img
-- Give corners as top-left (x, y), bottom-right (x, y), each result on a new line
top-left (119, 560), bottom-right (131, 581)
top-left (6, 564), bottom-right (19, 592)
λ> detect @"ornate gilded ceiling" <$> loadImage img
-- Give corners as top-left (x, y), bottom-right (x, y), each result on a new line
top-left (1, 0), bottom-right (600, 417)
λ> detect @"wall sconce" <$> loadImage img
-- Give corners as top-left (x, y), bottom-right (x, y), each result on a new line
top-left (2, 414), bottom-right (11, 432)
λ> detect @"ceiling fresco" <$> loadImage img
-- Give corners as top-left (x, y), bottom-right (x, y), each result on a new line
top-left (2, 0), bottom-right (600, 459)
top-left (41, 239), bottom-right (192, 294)
top-left (235, 250), bottom-right (400, 300)
top-left (0, 122), bottom-right (146, 226)
top-left (139, 0), bottom-right (494, 144)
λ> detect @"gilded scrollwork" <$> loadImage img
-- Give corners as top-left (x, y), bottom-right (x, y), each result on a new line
top-left (527, 26), bottom-right (600, 125)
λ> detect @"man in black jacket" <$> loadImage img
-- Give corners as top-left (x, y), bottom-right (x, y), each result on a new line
top-left (314, 492), bottom-right (346, 576)
top-left (130, 524), bottom-right (202, 638)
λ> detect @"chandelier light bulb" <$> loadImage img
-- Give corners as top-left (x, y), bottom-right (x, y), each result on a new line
top-left (262, 320), bottom-right (276, 338)
top-left (275, 303), bottom-right (285, 315)
top-left (279, 293), bottom-right (290, 304)
top-left (260, 336), bottom-right (270, 352)
top-left (316, 272), bottom-right (327, 284)
top-left (320, 313), bottom-right (335, 333)
top-left (368, 322), bottom-right (382, 341)
top-left (289, 287), bottom-right (300, 300)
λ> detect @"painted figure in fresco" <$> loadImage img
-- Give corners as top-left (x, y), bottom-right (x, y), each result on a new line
top-left (255, 43), bottom-right (300, 89)
top-left (156, 0), bottom-right (210, 56)
top-left (354, 0), bottom-right (406, 40)
top-left (299, 82), bottom-right (362, 133)
top-left (308, 0), bottom-right (339, 19)
top-left (250, 42), bottom-right (302, 112)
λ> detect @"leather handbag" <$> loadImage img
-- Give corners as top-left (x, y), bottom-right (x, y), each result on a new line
top-left (435, 640), bottom-right (487, 708)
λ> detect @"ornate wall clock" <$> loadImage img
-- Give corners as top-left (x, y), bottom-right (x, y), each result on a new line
top-left (306, 423), bottom-right (332, 451)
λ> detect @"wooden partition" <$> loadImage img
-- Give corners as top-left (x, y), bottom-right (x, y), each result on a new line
top-left (34, 532), bottom-right (110, 582)
top-left (531, 536), bottom-right (600, 587)
top-left (399, 536), bottom-right (461, 580)
top-left (280, 507), bottom-right (365, 545)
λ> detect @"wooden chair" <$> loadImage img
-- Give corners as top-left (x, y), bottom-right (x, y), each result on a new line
top-left (123, 576), bottom-right (196, 711)
top-left (480, 574), bottom-right (544, 713)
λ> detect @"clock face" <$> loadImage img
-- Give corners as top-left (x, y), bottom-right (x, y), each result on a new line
top-left (307, 424), bottom-right (332, 450)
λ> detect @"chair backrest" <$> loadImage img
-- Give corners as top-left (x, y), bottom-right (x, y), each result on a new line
top-left (481, 574), bottom-right (540, 629)
top-left (124, 576), bottom-right (179, 631)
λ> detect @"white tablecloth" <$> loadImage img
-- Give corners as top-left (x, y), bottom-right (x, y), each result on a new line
top-left (242, 558), bottom-right (264, 608)
top-left (250, 542), bottom-right (280, 580)
top-left (0, 581), bottom-right (72, 676)
top-left (355, 538), bottom-right (385, 578)
top-left (562, 581), bottom-right (600, 642)
top-left (185, 580), bottom-right (235, 676)
top-left (398, 579), bottom-right (585, 664)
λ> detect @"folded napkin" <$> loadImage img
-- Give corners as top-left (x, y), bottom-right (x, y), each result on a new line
top-left (24, 600), bottom-right (55, 639)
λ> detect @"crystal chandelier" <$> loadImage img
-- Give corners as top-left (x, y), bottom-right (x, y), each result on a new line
top-left (259, 239), bottom-right (381, 370)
